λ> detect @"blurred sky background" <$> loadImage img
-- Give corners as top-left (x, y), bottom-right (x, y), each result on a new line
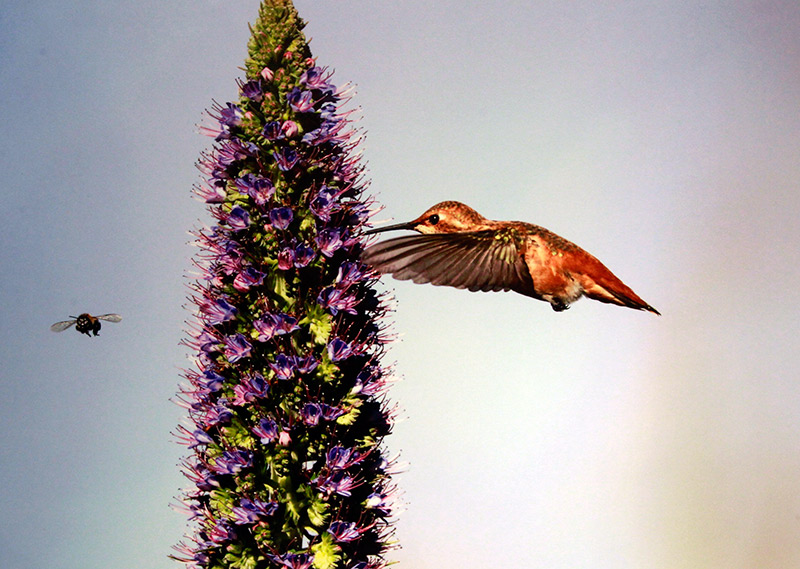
top-left (1, 1), bottom-right (799, 568)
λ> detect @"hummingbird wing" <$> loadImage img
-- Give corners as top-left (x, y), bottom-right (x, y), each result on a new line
top-left (362, 230), bottom-right (537, 297)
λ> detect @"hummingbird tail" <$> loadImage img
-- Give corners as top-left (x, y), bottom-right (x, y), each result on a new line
top-left (580, 273), bottom-right (661, 315)
top-left (607, 290), bottom-right (661, 315)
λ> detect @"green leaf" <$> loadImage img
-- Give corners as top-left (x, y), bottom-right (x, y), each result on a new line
top-left (299, 213), bottom-right (315, 234)
top-left (209, 488), bottom-right (235, 517)
top-left (224, 417), bottom-right (256, 449)
top-left (267, 271), bottom-right (295, 306)
top-left (307, 498), bottom-right (329, 527)
top-left (311, 532), bottom-right (341, 569)
top-left (335, 406), bottom-right (360, 426)
top-left (299, 304), bottom-right (332, 345)
top-left (280, 475), bottom-right (307, 524)
top-left (315, 359), bottom-right (338, 382)
top-left (223, 545), bottom-right (260, 569)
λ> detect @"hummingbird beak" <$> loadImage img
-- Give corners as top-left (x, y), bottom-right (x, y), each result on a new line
top-left (363, 220), bottom-right (417, 235)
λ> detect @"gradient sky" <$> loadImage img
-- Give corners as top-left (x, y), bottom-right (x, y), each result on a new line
top-left (1, 2), bottom-right (799, 568)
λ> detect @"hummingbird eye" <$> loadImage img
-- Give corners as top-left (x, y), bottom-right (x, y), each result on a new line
top-left (428, 214), bottom-right (439, 225)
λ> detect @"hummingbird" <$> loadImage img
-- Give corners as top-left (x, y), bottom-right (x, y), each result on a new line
top-left (362, 201), bottom-right (660, 315)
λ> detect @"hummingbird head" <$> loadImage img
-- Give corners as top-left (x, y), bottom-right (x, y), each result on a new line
top-left (364, 201), bottom-right (491, 235)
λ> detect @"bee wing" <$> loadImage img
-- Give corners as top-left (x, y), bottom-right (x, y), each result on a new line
top-left (96, 314), bottom-right (122, 323)
top-left (362, 230), bottom-right (537, 297)
top-left (50, 320), bottom-right (76, 332)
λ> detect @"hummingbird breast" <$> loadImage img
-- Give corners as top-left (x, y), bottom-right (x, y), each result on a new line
top-left (518, 227), bottom-right (586, 308)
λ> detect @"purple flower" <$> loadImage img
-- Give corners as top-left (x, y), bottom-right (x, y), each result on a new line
top-left (309, 187), bottom-right (339, 221)
top-left (194, 181), bottom-right (226, 204)
top-left (188, 429), bottom-right (214, 449)
top-left (184, 461), bottom-right (220, 492)
top-left (336, 262), bottom-right (365, 287)
top-left (276, 314), bottom-right (300, 334)
top-left (211, 240), bottom-right (243, 276)
top-left (234, 174), bottom-right (256, 194)
top-left (248, 374), bottom-right (270, 396)
top-left (318, 100), bottom-right (337, 118)
top-left (272, 553), bottom-right (314, 569)
top-left (321, 404), bottom-right (344, 421)
top-left (277, 247), bottom-right (294, 270)
top-left (232, 374), bottom-right (269, 405)
top-left (227, 205), bottom-right (250, 231)
top-left (217, 138), bottom-right (256, 166)
top-left (219, 103), bottom-right (244, 127)
top-left (204, 403), bottom-right (233, 427)
top-left (253, 418), bottom-right (279, 444)
top-left (233, 266), bottom-right (265, 292)
top-left (193, 329), bottom-right (221, 353)
top-left (352, 369), bottom-right (389, 397)
top-left (235, 173), bottom-right (274, 205)
top-left (251, 178), bottom-right (275, 205)
top-left (327, 521), bottom-right (362, 543)
top-left (282, 120), bottom-right (299, 138)
top-left (317, 286), bottom-right (359, 315)
top-left (328, 338), bottom-right (354, 362)
top-left (209, 163), bottom-right (231, 182)
top-left (198, 334), bottom-right (222, 358)
top-left (302, 122), bottom-right (345, 147)
top-left (269, 354), bottom-right (295, 380)
top-left (294, 243), bottom-right (315, 267)
top-left (253, 313), bottom-right (281, 341)
top-left (208, 519), bottom-right (236, 545)
top-left (366, 491), bottom-right (398, 514)
top-left (269, 206), bottom-right (294, 229)
top-left (315, 228), bottom-right (343, 257)
top-left (254, 312), bottom-right (299, 341)
top-left (262, 121), bottom-right (282, 140)
top-left (300, 67), bottom-right (332, 91)
top-left (212, 450), bottom-right (253, 475)
top-left (316, 471), bottom-right (358, 497)
top-left (273, 147), bottom-right (299, 171)
top-left (240, 79), bottom-right (263, 102)
top-left (223, 334), bottom-right (252, 363)
top-left (301, 403), bottom-right (322, 425)
top-left (326, 446), bottom-right (362, 470)
top-left (201, 297), bottom-right (237, 325)
top-left (287, 87), bottom-right (315, 112)
top-left (202, 370), bottom-right (225, 392)
top-left (292, 353), bottom-right (319, 374)
top-left (231, 383), bottom-right (251, 406)
top-left (231, 498), bottom-right (277, 524)
top-left (347, 201), bottom-right (370, 223)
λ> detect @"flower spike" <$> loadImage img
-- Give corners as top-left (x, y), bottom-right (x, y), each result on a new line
top-left (176, 3), bottom-right (398, 569)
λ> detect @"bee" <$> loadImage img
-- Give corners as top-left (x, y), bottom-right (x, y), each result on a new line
top-left (50, 313), bottom-right (122, 336)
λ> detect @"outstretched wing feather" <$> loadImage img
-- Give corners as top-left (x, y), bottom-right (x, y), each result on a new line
top-left (362, 232), bottom-right (536, 296)
top-left (398, 239), bottom-right (469, 285)
top-left (449, 239), bottom-right (505, 292)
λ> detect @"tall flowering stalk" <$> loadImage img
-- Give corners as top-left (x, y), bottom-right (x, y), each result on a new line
top-left (174, 2), bottom-right (398, 568)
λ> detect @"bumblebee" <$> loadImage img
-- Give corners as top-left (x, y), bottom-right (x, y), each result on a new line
top-left (50, 313), bottom-right (122, 336)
